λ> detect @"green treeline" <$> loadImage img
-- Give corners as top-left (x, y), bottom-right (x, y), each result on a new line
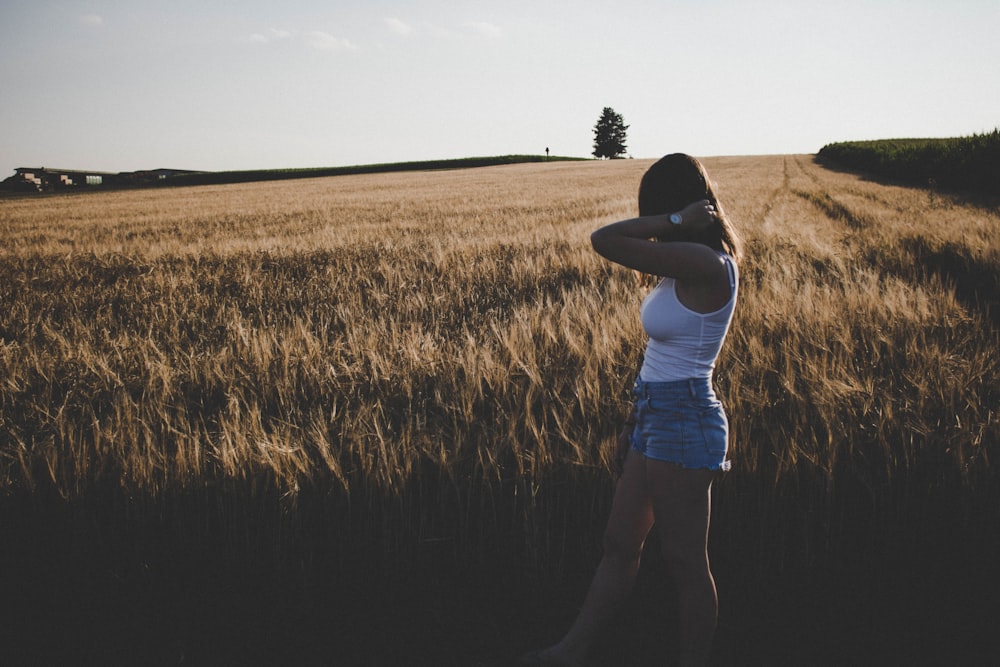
top-left (817, 129), bottom-right (1000, 196)
top-left (160, 154), bottom-right (586, 188)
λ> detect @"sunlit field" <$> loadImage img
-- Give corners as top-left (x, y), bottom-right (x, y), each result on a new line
top-left (1, 157), bottom-right (998, 665)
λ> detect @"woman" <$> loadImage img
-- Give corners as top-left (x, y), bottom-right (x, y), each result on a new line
top-left (524, 154), bottom-right (742, 667)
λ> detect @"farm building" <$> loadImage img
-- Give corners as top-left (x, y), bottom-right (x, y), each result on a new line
top-left (9, 167), bottom-right (118, 190)
top-left (3, 167), bottom-right (202, 192)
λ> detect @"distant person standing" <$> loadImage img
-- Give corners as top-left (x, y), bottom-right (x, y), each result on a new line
top-left (545, 147), bottom-right (550, 159)
top-left (522, 154), bottom-right (743, 667)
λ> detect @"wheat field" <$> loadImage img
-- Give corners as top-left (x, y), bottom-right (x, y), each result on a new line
top-left (1, 156), bottom-right (998, 664)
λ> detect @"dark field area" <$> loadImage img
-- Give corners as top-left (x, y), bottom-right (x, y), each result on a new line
top-left (3, 473), bottom-right (999, 666)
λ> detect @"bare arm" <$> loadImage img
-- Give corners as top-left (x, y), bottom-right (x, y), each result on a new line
top-left (590, 199), bottom-right (724, 283)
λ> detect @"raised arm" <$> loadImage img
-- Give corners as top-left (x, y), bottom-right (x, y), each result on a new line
top-left (590, 199), bottom-right (725, 283)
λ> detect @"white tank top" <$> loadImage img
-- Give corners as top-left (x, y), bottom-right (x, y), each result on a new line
top-left (638, 253), bottom-right (738, 382)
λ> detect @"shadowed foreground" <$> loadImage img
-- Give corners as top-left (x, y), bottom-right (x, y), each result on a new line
top-left (3, 474), bottom-right (998, 666)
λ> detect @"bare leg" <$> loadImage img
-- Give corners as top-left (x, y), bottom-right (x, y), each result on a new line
top-left (647, 461), bottom-right (718, 667)
top-left (539, 450), bottom-right (655, 664)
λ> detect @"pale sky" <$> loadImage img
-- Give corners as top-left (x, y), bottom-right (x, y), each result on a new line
top-left (1, 0), bottom-right (997, 177)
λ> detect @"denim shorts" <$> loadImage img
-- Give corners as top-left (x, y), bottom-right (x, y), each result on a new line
top-left (630, 377), bottom-right (732, 472)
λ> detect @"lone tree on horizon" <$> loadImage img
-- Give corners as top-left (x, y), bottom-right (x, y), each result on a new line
top-left (592, 107), bottom-right (629, 159)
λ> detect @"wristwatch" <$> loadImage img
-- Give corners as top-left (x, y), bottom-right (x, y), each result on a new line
top-left (669, 213), bottom-right (682, 225)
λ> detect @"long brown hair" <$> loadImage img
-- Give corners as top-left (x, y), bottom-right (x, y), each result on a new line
top-left (638, 153), bottom-right (743, 263)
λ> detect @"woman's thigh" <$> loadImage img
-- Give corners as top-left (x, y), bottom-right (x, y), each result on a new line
top-left (602, 450), bottom-right (656, 556)
top-left (645, 460), bottom-right (716, 562)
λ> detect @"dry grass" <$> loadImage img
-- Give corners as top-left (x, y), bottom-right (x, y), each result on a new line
top-left (1, 157), bottom-right (997, 562)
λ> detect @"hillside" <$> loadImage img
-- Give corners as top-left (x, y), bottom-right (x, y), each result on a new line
top-left (2, 154), bottom-right (588, 193)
